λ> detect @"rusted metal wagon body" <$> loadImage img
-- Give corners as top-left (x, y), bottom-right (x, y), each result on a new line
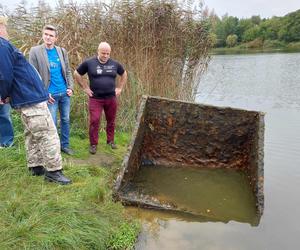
top-left (114, 96), bottom-right (264, 225)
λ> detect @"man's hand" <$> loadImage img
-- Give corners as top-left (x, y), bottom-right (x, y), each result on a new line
top-left (0, 97), bottom-right (10, 104)
top-left (67, 88), bottom-right (73, 97)
top-left (48, 94), bottom-right (55, 104)
top-left (116, 71), bottom-right (127, 97)
top-left (115, 87), bottom-right (122, 97)
top-left (84, 87), bottom-right (93, 97)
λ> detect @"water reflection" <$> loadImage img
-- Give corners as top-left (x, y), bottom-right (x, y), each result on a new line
top-left (131, 207), bottom-right (267, 250)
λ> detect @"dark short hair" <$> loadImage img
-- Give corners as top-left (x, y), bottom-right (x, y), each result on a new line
top-left (43, 24), bottom-right (58, 36)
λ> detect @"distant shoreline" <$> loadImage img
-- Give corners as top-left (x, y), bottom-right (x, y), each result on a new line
top-left (211, 44), bottom-right (300, 55)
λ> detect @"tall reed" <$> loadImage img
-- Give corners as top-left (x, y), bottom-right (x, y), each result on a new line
top-left (7, 0), bottom-right (211, 131)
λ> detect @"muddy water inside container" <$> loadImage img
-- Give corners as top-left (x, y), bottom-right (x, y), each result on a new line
top-left (125, 165), bottom-right (257, 224)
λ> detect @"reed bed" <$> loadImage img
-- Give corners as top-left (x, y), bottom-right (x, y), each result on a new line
top-left (6, 0), bottom-right (211, 131)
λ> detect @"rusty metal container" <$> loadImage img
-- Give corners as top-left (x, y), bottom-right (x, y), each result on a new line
top-left (114, 95), bottom-right (264, 224)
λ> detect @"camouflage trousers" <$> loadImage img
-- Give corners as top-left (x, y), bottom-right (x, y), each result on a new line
top-left (19, 102), bottom-right (62, 171)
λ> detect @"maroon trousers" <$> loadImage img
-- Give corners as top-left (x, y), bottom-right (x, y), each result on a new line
top-left (88, 97), bottom-right (117, 145)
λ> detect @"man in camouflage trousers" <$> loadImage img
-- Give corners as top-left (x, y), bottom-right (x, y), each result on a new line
top-left (20, 103), bottom-right (63, 173)
top-left (0, 16), bottom-right (71, 185)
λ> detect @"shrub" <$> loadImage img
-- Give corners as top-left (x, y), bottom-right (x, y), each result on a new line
top-left (245, 38), bottom-right (263, 48)
top-left (263, 39), bottom-right (286, 49)
top-left (286, 41), bottom-right (300, 50)
top-left (226, 34), bottom-right (238, 47)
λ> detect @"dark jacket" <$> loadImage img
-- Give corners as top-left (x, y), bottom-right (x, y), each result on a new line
top-left (0, 37), bottom-right (48, 108)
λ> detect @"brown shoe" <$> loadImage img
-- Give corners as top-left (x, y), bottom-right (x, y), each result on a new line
top-left (89, 145), bottom-right (97, 154)
top-left (107, 142), bottom-right (117, 149)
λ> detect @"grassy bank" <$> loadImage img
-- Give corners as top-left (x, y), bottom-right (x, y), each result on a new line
top-left (0, 128), bottom-right (140, 249)
top-left (212, 41), bottom-right (300, 55)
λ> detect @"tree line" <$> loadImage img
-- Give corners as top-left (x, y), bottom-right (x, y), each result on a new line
top-left (205, 8), bottom-right (300, 49)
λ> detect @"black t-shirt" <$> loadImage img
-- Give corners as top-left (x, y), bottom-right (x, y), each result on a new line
top-left (76, 56), bottom-right (125, 98)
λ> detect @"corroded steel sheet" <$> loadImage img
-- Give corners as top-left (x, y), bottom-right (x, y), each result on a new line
top-left (114, 95), bottom-right (264, 225)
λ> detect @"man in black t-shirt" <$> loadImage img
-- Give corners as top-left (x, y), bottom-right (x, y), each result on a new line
top-left (74, 42), bottom-right (127, 154)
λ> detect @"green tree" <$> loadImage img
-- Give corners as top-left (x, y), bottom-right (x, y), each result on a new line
top-left (259, 17), bottom-right (281, 40)
top-left (278, 9), bottom-right (300, 42)
top-left (251, 15), bottom-right (262, 25)
top-left (223, 15), bottom-right (239, 36)
top-left (214, 15), bottom-right (238, 47)
top-left (206, 8), bottom-right (300, 47)
top-left (236, 18), bottom-right (255, 42)
top-left (242, 25), bottom-right (260, 42)
top-left (214, 20), bottom-right (226, 46)
top-left (226, 34), bottom-right (238, 47)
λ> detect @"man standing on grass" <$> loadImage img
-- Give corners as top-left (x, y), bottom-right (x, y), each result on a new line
top-left (29, 24), bottom-right (74, 155)
top-left (0, 17), bottom-right (71, 185)
top-left (74, 42), bottom-right (127, 154)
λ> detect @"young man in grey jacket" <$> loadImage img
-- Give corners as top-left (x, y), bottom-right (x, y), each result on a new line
top-left (29, 25), bottom-right (74, 155)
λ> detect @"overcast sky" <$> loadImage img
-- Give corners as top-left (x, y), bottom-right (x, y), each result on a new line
top-left (203, 0), bottom-right (300, 18)
top-left (1, 0), bottom-right (300, 18)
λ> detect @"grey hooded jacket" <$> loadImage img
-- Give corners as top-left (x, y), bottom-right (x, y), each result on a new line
top-left (29, 44), bottom-right (74, 90)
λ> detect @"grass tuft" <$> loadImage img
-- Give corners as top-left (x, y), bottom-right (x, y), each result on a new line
top-left (0, 130), bottom-right (139, 249)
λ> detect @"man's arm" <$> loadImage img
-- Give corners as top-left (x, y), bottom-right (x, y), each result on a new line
top-left (0, 44), bottom-right (14, 101)
top-left (74, 70), bottom-right (93, 97)
top-left (115, 70), bottom-right (127, 97)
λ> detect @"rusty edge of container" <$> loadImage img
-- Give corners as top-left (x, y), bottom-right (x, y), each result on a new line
top-left (113, 95), bottom-right (148, 195)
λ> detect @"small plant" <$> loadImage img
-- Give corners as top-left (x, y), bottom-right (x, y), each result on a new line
top-left (106, 221), bottom-right (141, 250)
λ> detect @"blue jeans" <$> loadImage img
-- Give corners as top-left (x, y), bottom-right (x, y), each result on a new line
top-left (47, 93), bottom-right (70, 149)
top-left (0, 104), bottom-right (14, 147)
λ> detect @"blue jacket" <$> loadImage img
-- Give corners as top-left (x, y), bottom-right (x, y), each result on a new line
top-left (0, 37), bottom-right (48, 108)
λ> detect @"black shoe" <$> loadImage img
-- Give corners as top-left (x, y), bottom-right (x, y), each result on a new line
top-left (107, 142), bottom-right (117, 149)
top-left (89, 145), bottom-right (97, 154)
top-left (61, 147), bottom-right (74, 155)
top-left (29, 166), bottom-right (45, 176)
top-left (45, 170), bottom-right (72, 185)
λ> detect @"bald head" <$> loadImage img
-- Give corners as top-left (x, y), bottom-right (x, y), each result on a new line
top-left (0, 16), bottom-right (8, 39)
top-left (98, 42), bottom-right (111, 51)
top-left (97, 42), bottom-right (111, 64)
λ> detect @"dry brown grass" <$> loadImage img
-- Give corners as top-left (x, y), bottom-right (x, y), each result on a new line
top-left (7, 0), bottom-right (211, 131)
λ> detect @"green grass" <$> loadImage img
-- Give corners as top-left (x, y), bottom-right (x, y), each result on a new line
top-left (212, 41), bottom-right (300, 55)
top-left (0, 131), bottom-right (140, 250)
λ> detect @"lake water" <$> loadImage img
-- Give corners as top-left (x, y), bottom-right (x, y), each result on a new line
top-left (132, 52), bottom-right (300, 250)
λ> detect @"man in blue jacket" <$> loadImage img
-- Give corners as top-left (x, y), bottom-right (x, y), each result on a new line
top-left (0, 17), bottom-right (71, 185)
top-left (0, 17), bottom-right (14, 148)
